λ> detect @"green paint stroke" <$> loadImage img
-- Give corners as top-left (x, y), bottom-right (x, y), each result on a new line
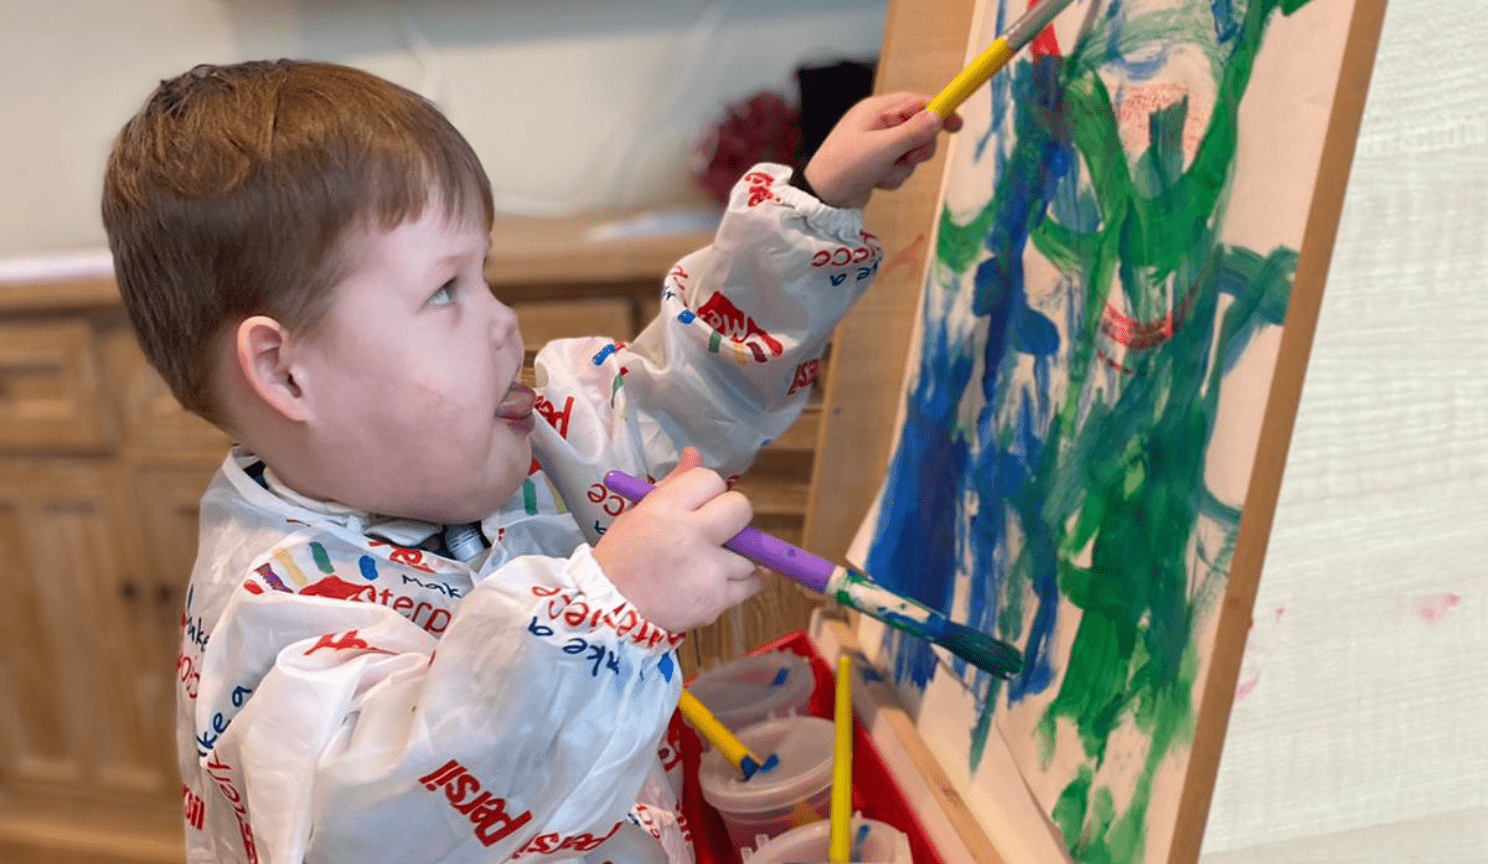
top-left (948, 0), bottom-right (1318, 860)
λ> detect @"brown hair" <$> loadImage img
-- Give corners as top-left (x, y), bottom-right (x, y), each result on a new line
top-left (102, 60), bottom-right (494, 426)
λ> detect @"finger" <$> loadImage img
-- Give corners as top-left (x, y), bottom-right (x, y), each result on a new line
top-left (943, 112), bottom-right (965, 133)
top-left (717, 551), bottom-right (758, 582)
top-left (718, 568), bottom-right (766, 607)
top-left (875, 90), bottom-right (925, 112)
top-left (693, 489), bottom-right (753, 545)
top-left (657, 447), bottom-right (704, 485)
top-left (875, 165), bottom-right (915, 191)
top-left (870, 92), bottom-right (929, 129)
top-left (890, 96), bottom-right (930, 126)
top-left (735, 564), bottom-right (774, 583)
top-left (886, 109), bottom-right (944, 153)
top-left (652, 467), bottom-right (727, 510)
top-left (675, 446), bottom-right (703, 476)
top-left (900, 140), bottom-right (937, 165)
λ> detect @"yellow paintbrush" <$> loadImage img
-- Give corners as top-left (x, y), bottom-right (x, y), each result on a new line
top-left (928, 0), bottom-right (1081, 117)
top-left (678, 689), bottom-right (777, 780)
top-left (829, 653), bottom-right (854, 862)
top-left (681, 687), bottom-right (829, 829)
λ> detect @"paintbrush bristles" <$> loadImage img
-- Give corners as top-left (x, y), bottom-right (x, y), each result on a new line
top-left (938, 622), bottom-right (1023, 679)
top-left (833, 567), bottom-right (1023, 678)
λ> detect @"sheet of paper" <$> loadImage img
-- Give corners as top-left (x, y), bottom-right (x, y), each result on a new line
top-left (848, 2), bottom-right (1359, 861)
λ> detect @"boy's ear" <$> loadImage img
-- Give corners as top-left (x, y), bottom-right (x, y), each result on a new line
top-left (235, 315), bottom-right (309, 422)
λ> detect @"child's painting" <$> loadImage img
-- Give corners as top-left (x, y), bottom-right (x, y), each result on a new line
top-left (847, 0), bottom-right (1364, 861)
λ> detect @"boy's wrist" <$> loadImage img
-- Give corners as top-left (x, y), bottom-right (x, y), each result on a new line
top-left (792, 161), bottom-right (869, 210)
top-left (788, 165), bottom-right (820, 201)
top-left (573, 543), bottom-right (687, 644)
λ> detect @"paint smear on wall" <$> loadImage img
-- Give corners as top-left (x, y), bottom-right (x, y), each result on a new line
top-left (849, 1), bottom-right (1360, 862)
top-left (1416, 593), bottom-right (1462, 624)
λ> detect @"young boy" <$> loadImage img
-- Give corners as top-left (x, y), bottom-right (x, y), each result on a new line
top-left (104, 60), bottom-right (955, 864)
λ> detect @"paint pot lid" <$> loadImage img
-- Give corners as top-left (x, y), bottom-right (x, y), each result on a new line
top-left (688, 651), bottom-right (816, 726)
top-left (698, 715), bottom-right (836, 813)
top-left (742, 816), bottom-right (913, 863)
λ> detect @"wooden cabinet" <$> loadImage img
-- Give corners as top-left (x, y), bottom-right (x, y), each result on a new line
top-left (0, 320), bottom-right (113, 451)
top-left (0, 216), bottom-right (827, 860)
top-left (0, 281), bottom-right (221, 864)
top-left (0, 461), bottom-right (182, 863)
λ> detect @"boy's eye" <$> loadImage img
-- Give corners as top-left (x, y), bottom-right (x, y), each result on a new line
top-left (429, 279), bottom-right (457, 306)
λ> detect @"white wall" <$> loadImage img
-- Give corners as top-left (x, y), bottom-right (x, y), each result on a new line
top-left (1201, 0), bottom-right (1488, 859)
top-left (0, 0), bottom-right (887, 258)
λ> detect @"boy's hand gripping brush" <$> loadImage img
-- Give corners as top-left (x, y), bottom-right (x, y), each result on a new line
top-left (603, 471), bottom-right (1022, 679)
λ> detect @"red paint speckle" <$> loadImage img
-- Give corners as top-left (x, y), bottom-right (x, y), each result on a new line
top-left (1235, 674), bottom-right (1260, 702)
top-left (1417, 593), bottom-right (1462, 625)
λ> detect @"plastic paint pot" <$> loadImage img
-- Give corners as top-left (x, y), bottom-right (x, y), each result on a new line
top-left (697, 715), bottom-right (836, 856)
top-left (741, 816), bottom-right (914, 863)
top-left (687, 651), bottom-right (816, 739)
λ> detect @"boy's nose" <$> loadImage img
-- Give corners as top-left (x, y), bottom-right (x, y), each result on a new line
top-left (490, 300), bottom-right (522, 355)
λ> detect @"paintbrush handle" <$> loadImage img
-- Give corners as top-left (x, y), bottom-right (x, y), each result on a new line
top-left (602, 471), bottom-right (1022, 678)
top-left (678, 690), bottom-right (769, 779)
top-left (601, 471), bottom-right (836, 593)
top-left (1003, 0), bottom-right (1078, 50)
top-left (927, 0), bottom-right (1078, 117)
top-left (828, 654), bottom-right (854, 863)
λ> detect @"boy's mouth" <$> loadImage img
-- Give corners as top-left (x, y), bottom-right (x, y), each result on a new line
top-left (496, 382), bottom-right (537, 432)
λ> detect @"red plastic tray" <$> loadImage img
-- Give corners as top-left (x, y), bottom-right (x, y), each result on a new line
top-left (676, 630), bottom-right (946, 864)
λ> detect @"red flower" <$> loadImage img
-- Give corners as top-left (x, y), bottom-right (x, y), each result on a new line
top-left (693, 91), bottom-right (802, 204)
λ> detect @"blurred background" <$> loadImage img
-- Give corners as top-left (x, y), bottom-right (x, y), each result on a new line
top-left (0, 0), bottom-right (887, 257)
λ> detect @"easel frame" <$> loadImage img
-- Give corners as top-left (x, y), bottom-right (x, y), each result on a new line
top-left (803, 2), bottom-right (1391, 862)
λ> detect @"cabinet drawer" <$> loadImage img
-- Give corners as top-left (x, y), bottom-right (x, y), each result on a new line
top-left (0, 321), bottom-right (112, 451)
top-left (98, 323), bottom-right (228, 459)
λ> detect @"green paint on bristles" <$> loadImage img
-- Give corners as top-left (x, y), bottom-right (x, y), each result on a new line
top-left (938, 620), bottom-right (1023, 679)
top-left (838, 568), bottom-right (1022, 678)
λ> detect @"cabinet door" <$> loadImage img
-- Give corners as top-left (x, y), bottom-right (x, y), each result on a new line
top-left (97, 316), bottom-right (228, 462)
top-left (0, 461), bottom-right (178, 827)
top-left (134, 464), bottom-right (217, 693)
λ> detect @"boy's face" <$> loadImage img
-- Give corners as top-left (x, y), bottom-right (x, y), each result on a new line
top-left (294, 206), bottom-right (533, 524)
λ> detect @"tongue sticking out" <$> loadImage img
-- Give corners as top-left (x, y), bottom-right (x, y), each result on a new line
top-left (496, 382), bottom-right (536, 420)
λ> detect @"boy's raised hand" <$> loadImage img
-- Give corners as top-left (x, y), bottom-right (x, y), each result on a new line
top-left (801, 92), bottom-right (963, 210)
top-left (593, 448), bottom-right (763, 633)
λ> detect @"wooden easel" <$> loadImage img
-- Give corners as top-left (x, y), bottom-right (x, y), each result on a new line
top-left (802, 1), bottom-right (1390, 862)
